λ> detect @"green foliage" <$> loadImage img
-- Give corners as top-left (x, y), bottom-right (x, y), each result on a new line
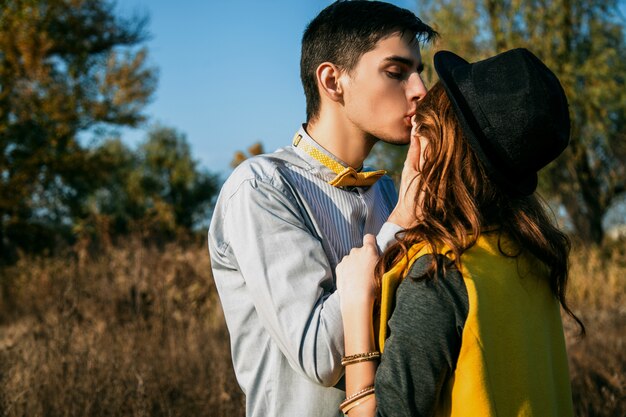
top-left (0, 0), bottom-right (158, 260)
top-left (82, 126), bottom-right (219, 242)
top-left (378, 0), bottom-right (626, 243)
top-left (366, 142), bottom-right (407, 188)
top-left (139, 126), bottom-right (218, 232)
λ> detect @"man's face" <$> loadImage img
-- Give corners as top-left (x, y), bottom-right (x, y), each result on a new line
top-left (340, 33), bottom-right (426, 145)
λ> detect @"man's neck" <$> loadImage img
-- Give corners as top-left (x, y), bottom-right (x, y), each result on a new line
top-left (305, 114), bottom-right (376, 169)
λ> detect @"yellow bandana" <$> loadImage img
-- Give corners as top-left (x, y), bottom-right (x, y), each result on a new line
top-left (293, 134), bottom-right (386, 187)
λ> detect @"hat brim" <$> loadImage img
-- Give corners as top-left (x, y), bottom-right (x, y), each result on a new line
top-left (433, 50), bottom-right (469, 91)
top-left (433, 51), bottom-right (537, 196)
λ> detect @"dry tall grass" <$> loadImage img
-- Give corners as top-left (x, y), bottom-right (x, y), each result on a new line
top-left (0, 237), bottom-right (624, 416)
top-left (565, 240), bottom-right (626, 416)
top-left (0, 237), bottom-right (244, 417)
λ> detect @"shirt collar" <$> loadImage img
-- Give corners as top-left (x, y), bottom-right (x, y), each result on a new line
top-left (292, 125), bottom-right (357, 183)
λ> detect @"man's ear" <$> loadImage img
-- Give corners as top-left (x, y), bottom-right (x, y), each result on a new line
top-left (316, 62), bottom-right (345, 102)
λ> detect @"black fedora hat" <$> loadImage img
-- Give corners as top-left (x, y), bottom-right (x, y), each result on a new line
top-left (433, 48), bottom-right (570, 196)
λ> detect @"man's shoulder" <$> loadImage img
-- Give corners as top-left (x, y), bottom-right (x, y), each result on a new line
top-left (209, 146), bottom-right (303, 248)
top-left (219, 146), bottom-right (304, 200)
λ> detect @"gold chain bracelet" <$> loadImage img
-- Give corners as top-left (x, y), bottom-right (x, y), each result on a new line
top-left (341, 351), bottom-right (380, 366)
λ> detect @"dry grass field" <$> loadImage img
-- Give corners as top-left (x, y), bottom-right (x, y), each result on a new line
top-left (0, 236), bottom-right (624, 416)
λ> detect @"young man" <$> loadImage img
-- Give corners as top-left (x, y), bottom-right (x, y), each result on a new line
top-left (208, 1), bottom-right (436, 416)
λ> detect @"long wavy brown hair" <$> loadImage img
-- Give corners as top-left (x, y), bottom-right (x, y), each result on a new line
top-left (376, 82), bottom-right (584, 333)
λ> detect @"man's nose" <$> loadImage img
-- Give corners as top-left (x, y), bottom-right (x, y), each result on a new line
top-left (407, 73), bottom-right (427, 102)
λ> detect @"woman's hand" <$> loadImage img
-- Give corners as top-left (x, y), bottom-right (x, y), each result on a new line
top-left (388, 118), bottom-right (425, 229)
top-left (336, 234), bottom-right (380, 315)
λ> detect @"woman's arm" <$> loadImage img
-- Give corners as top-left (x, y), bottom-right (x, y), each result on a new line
top-left (335, 126), bottom-right (424, 415)
top-left (375, 256), bottom-right (468, 416)
top-left (336, 234), bottom-right (380, 416)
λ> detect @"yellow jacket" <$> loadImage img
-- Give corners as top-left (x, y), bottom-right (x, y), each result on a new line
top-left (378, 233), bottom-right (574, 417)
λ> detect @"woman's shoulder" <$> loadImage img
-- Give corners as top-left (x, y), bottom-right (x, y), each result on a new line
top-left (405, 253), bottom-right (462, 283)
top-left (396, 254), bottom-right (469, 322)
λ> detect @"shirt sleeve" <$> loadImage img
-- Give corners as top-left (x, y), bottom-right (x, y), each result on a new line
top-left (217, 176), bottom-right (345, 387)
top-left (375, 255), bottom-right (469, 417)
top-left (376, 222), bottom-right (403, 252)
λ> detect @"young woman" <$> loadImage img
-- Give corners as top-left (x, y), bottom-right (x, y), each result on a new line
top-left (335, 48), bottom-right (584, 417)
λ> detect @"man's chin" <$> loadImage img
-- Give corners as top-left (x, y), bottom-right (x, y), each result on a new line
top-left (378, 132), bottom-right (411, 146)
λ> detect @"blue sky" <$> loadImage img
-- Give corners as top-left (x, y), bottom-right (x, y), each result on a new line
top-left (117, 0), bottom-right (417, 177)
top-left (117, 0), bottom-right (626, 179)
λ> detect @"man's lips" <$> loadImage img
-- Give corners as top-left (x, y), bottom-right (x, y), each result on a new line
top-left (404, 111), bottom-right (416, 126)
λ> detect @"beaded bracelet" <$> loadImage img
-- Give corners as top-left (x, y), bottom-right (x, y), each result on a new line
top-left (341, 392), bottom-right (375, 414)
top-left (339, 386), bottom-right (375, 414)
top-left (341, 351), bottom-right (380, 366)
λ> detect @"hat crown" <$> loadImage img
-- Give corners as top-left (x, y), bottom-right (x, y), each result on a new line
top-left (434, 48), bottom-right (570, 195)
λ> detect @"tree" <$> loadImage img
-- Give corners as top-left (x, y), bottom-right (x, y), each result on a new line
top-left (404, 0), bottom-right (625, 243)
top-left (84, 126), bottom-right (219, 240)
top-left (139, 126), bottom-right (218, 232)
top-left (231, 142), bottom-right (265, 168)
top-left (80, 136), bottom-right (141, 239)
top-left (0, 0), bottom-right (157, 259)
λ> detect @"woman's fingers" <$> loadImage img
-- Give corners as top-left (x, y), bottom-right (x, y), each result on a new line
top-left (363, 233), bottom-right (377, 251)
top-left (342, 235), bottom-right (378, 263)
top-left (388, 134), bottom-right (421, 229)
top-left (404, 132), bottom-right (421, 172)
top-left (336, 234), bottom-right (380, 307)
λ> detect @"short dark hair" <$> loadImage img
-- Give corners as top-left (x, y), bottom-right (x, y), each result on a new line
top-left (301, 0), bottom-right (437, 122)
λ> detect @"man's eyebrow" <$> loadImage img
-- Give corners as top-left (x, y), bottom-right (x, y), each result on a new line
top-left (384, 56), bottom-right (424, 72)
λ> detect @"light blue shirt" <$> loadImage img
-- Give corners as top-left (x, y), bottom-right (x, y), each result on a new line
top-left (208, 126), bottom-right (400, 417)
